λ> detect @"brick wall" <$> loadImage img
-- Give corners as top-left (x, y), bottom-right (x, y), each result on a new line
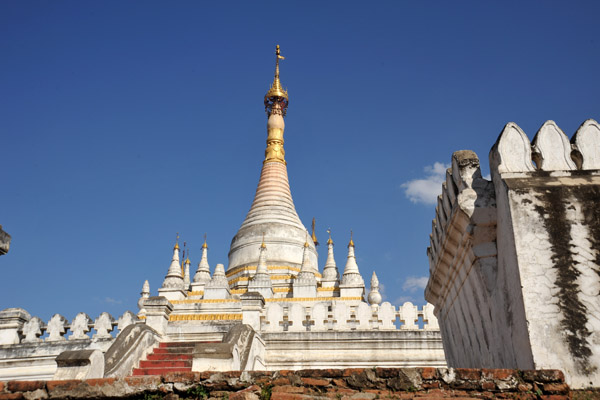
top-left (0, 368), bottom-right (594, 400)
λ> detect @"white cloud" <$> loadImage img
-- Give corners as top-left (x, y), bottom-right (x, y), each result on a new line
top-left (104, 297), bottom-right (122, 305)
top-left (401, 162), bottom-right (449, 205)
top-left (402, 276), bottom-right (429, 292)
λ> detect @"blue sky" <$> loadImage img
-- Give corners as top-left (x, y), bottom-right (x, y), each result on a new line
top-left (2, 1), bottom-right (599, 322)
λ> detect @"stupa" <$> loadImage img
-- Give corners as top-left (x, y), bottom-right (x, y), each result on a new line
top-left (0, 46), bottom-right (445, 380)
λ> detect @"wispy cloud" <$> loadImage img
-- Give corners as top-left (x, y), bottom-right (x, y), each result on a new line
top-left (104, 297), bottom-right (122, 305)
top-left (402, 276), bottom-right (429, 292)
top-left (401, 162), bottom-right (449, 205)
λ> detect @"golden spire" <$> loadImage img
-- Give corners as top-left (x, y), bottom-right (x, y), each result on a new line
top-left (174, 232), bottom-right (180, 250)
top-left (304, 232), bottom-right (309, 248)
top-left (202, 233), bottom-right (208, 249)
top-left (327, 228), bottom-right (333, 245)
top-left (263, 45), bottom-right (289, 165)
top-left (311, 217), bottom-right (319, 246)
top-left (261, 232), bottom-right (266, 249)
top-left (264, 45), bottom-right (289, 114)
top-left (348, 230), bottom-right (355, 248)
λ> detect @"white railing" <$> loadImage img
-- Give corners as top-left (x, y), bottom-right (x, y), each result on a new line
top-left (260, 301), bottom-right (438, 332)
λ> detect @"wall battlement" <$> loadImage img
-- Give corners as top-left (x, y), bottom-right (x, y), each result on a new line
top-left (425, 119), bottom-right (600, 389)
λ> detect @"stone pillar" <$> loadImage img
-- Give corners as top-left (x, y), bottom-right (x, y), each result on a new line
top-left (143, 297), bottom-right (173, 336)
top-left (241, 292), bottom-right (265, 331)
top-left (0, 308), bottom-right (30, 345)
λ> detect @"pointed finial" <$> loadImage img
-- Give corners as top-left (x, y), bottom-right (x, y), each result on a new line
top-left (326, 228), bottom-right (333, 245)
top-left (174, 233), bottom-right (180, 250)
top-left (261, 232), bottom-right (266, 249)
top-left (264, 45), bottom-right (289, 116)
top-left (311, 217), bottom-right (319, 246)
top-left (348, 230), bottom-right (354, 248)
top-left (304, 231), bottom-right (309, 248)
top-left (202, 233), bottom-right (208, 249)
top-left (185, 249), bottom-right (191, 265)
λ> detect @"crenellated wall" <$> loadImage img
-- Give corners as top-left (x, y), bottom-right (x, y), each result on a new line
top-left (0, 308), bottom-right (140, 381)
top-left (426, 119), bottom-right (600, 389)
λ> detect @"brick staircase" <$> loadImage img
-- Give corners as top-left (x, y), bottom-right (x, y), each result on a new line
top-left (132, 341), bottom-right (208, 376)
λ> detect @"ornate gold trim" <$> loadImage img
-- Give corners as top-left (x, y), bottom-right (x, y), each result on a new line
top-left (265, 296), bottom-right (362, 302)
top-left (187, 291), bottom-right (205, 296)
top-left (169, 313), bottom-right (242, 321)
top-left (273, 287), bottom-right (291, 293)
top-left (171, 298), bottom-right (240, 304)
top-left (226, 265), bottom-right (302, 278)
top-left (230, 288), bottom-right (248, 294)
top-left (317, 287), bottom-right (339, 292)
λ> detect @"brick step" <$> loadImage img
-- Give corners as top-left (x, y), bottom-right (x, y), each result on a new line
top-left (132, 367), bottom-right (191, 376)
top-left (159, 341), bottom-right (219, 348)
top-left (139, 360), bottom-right (192, 368)
top-left (146, 353), bottom-right (193, 361)
top-left (152, 347), bottom-right (195, 355)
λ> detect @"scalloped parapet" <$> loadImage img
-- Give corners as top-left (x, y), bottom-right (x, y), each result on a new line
top-left (426, 119), bottom-right (600, 389)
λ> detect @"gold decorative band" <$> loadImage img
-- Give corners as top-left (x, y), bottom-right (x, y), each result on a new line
top-left (187, 291), bottom-right (205, 296)
top-left (226, 265), bottom-right (302, 278)
top-left (171, 298), bottom-right (240, 304)
top-left (273, 287), bottom-right (291, 293)
top-left (265, 296), bottom-right (362, 302)
top-left (169, 313), bottom-right (243, 321)
top-left (317, 287), bottom-right (339, 292)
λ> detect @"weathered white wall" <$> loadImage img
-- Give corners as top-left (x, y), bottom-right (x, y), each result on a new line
top-left (426, 119), bottom-right (600, 389)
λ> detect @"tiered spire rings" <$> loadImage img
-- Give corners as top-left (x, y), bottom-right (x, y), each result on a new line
top-left (264, 45), bottom-right (288, 165)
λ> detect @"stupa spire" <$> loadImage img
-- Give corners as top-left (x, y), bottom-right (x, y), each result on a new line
top-left (193, 234), bottom-right (211, 285)
top-left (263, 45), bottom-right (288, 165)
top-left (228, 45), bottom-right (318, 279)
top-left (161, 234), bottom-right (185, 289)
top-left (321, 229), bottom-right (339, 287)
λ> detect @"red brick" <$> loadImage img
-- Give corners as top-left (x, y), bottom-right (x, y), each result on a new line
top-left (0, 382), bottom-right (4, 393)
top-left (272, 378), bottom-right (291, 386)
top-left (327, 388), bottom-right (356, 394)
top-left (272, 385), bottom-right (305, 394)
top-left (481, 369), bottom-right (517, 380)
top-left (270, 393), bottom-right (306, 400)
top-left (455, 369), bottom-right (481, 381)
top-left (84, 377), bottom-right (116, 387)
top-left (46, 379), bottom-right (81, 392)
top-left (543, 383), bottom-right (569, 394)
top-left (0, 394), bottom-right (25, 400)
top-left (421, 368), bottom-right (437, 380)
top-left (537, 370), bottom-right (565, 383)
top-left (163, 371), bottom-right (198, 383)
top-left (517, 383), bottom-right (532, 392)
top-left (343, 368), bottom-right (365, 377)
top-left (481, 381), bottom-right (495, 391)
top-left (422, 382), bottom-right (441, 389)
top-left (301, 377), bottom-right (330, 387)
top-left (6, 381), bottom-right (45, 392)
top-left (124, 375), bottom-right (162, 387)
top-left (332, 378), bottom-right (348, 388)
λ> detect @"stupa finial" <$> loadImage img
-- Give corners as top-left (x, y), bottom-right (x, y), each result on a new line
top-left (174, 232), bottom-right (180, 250)
top-left (311, 217), bottom-right (319, 246)
top-left (202, 233), bottom-right (208, 249)
top-left (348, 230), bottom-right (355, 248)
top-left (264, 45), bottom-right (289, 116)
top-left (327, 228), bottom-right (333, 246)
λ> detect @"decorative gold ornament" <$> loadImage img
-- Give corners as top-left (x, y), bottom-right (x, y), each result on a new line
top-left (169, 313), bottom-right (243, 321)
top-left (264, 45), bottom-right (289, 112)
top-left (311, 218), bottom-right (319, 246)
